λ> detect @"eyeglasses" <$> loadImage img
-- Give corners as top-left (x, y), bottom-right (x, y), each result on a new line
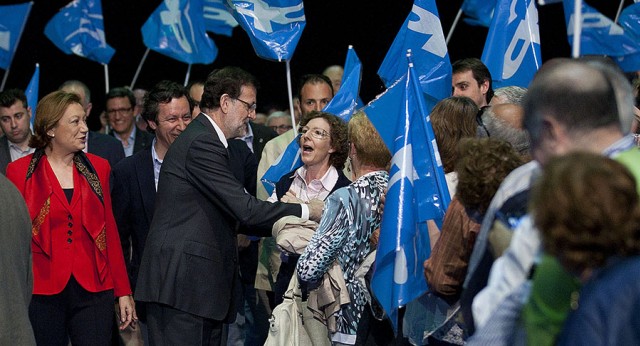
top-left (270, 125), bottom-right (293, 132)
top-left (299, 126), bottom-right (330, 140)
top-left (476, 106), bottom-right (491, 137)
top-left (106, 107), bottom-right (133, 115)
top-left (233, 98), bottom-right (257, 112)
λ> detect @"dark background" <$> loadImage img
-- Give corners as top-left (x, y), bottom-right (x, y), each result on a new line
top-left (0, 0), bottom-right (630, 130)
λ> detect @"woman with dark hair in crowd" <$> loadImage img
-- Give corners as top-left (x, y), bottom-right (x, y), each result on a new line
top-left (270, 111), bottom-right (351, 305)
top-left (6, 91), bottom-right (135, 345)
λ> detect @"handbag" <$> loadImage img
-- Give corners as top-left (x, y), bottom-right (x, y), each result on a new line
top-left (264, 274), bottom-right (313, 346)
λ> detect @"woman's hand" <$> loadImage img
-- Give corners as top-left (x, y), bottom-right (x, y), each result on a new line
top-left (280, 191), bottom-right (304, 204)
top-left (117, 295), bottom-right (138, 330)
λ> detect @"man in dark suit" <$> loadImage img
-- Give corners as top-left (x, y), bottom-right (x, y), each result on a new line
top-left (111, 81), bottom-right (193, 344)
top-left (106, 87), bottom-right (153, 157)
top-left (136, 67), bottom-right (323, 345)
top-left (59, 80), bottom-right (126, 168)
top-left (0, 89), bottom-right (34, 175)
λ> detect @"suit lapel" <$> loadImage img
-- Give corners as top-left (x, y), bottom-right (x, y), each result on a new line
top-left (0, 137), bottom-right (12, 173)
top-left (136, 149), bottom-right (156, 225)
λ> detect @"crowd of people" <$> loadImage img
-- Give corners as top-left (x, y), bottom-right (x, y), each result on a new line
top-left (1, 56), bottom-right (640, 346)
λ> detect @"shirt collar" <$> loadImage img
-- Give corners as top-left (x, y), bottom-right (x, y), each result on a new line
top-left (294, 165), bottom-right (340, 192)
top-left (201, 113), bottom-right (228, 148)
top-left (603, 134), bottom-right (635, 158)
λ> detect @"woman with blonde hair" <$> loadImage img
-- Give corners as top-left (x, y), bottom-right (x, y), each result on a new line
top-left (7, 91), bottom-right (135, 345)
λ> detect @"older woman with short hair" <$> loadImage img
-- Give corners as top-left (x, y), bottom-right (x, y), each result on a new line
top-left (6, 91), bottom-right (135, 345)
top-left (297, 112), bottom-right (392, 345)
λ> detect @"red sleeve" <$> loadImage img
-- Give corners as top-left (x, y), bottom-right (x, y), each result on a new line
top-left (95, 157), bottom-right (131, 297)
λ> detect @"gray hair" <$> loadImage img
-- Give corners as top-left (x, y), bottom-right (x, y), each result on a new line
top-left (482, 108), bottom-right (531, 156)
top-left (492, 86), bottom-right (527, 105)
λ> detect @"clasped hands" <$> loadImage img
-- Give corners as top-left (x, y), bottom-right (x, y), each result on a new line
top-left (280, 191), bottom-right (324, 222)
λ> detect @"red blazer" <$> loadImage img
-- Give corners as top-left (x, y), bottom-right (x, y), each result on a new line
top-left (7, 153), bottom-right (131, 297)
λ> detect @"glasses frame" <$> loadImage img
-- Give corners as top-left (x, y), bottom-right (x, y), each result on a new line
top-left (298, 126), bottom-right (330, 140)
top-left (233, 97), bottom-right (257, 112)
top-left (106, 107), bottom-right (133, 116)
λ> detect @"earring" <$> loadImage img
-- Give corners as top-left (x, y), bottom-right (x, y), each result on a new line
top-left (48, 132), bottom-right (55, 138)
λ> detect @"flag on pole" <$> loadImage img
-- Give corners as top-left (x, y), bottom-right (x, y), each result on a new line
top-left (44, 0), bottom-right (115, 64)
top-left (563, 0), bottom-right (640, 72)
top-left (323, 45), bottom-right (362, 121)
top-left (461, 0), bottom-right (497, 27)
top-left (203, 0), bottom-right (238, 36)
top-left (367, 55), bottom-right (451, 331)
top-left (142, 0), bottom-right (218, 64)
top-left (481, 0), bottom-right (541, 88)
top-left (260, 134), bottom-right (303, 196)
top-left (228, 0), bottom-right (305, 62)
top-left (378, 0), bottom-right (452, 108)
top-left (26, 63), bottom-right (39, 128)
top-left (0, 2), bottom-right (32, 70)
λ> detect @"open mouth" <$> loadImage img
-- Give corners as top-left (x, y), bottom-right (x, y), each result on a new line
top-left (302, 144), bottom-right (313, 153)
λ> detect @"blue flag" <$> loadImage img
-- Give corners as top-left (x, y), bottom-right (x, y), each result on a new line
top-left (378, 0), bottom-right (451, 107)
top-left (367, 58), bottom-right (451, 331)
top-left (0, 2), bottom-right (32, 70)
top-left (619, 3), bottom-right (640, 40)
top-left (44, 0), bottom-right (115, 64)
top-left (260, 134), bottom-right (303, 196)
top-left (26, 63), bottom-right (39, 128)
top-left (203, 0), bottom-right (238, 36)
top-left (228, 0), bottom-right (305, 62)
top-left (461, 0), bottom-right (497, 27)
top-left (481, 0), bottom-right (541, 88)
top-left (323, 46), bottom-right (362, 121)
top-left (563, 0), bottom-right (640, 72)
top-left (142, 0), bottom-right (218, 65)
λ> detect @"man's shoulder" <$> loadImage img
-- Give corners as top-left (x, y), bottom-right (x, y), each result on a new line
top-left (113, 148), bottom-right (151, 173)
top-left (251, 122), bottom-right (277, 140)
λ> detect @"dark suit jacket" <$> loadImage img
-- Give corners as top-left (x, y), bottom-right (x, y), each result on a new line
top-left (0, 136), bottom-right (12, 175)
top-left (135, 114), bottom-right (302, 321)
top-left (0, 174), bottom-right (35, 345)
top-left (88, 131), bottom-right (125, 168)
top-left (249, 122), bottom-right (277, 159)
top-left (110, 127), bottom-right (154, 156)
top-left (111, 148), bottom-right (155, 292)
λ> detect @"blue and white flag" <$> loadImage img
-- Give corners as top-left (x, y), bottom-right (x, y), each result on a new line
top-left (44, 0), bottom-right (115, 64)
top-left (260, 134), bottom-right (303, 196)
top-left (228, 0), bottom-right (305, 62)
top-left (619, 2), bottom-right (640, 40)
top-left (367, 57), bottom-right (451, 331)
top-left (0, 2), bottom-right (32, 70)
top-left (378, 0), bottom-right (451, 108)
top-left (461, 0), bottom-right (497, 27)
top-left (563, 0), bottom-right (640, 72)
top-left (142, 0), bottom-right (218, 65)
top-left (26, 63), bottom-right (38, 128)
top-left (481, 0), bottom-right (541, 88)
top-left (204, 0), bottom-right (238, 36)
top-left (323, 46), bottom-right (362, 121)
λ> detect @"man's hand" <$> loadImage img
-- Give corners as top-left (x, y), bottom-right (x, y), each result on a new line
top-left (308, 199), bottom-right (325, 222)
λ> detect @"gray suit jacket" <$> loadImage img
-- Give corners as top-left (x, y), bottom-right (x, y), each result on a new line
top-left (135, 114), bottom-right (302, 321)
top-left (0, 174), bottom-right (36, 345)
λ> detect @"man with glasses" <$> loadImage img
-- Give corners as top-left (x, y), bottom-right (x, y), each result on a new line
top-left (135, 67), bottom-right (324, 345)
top-left (106, 87), bottom-right (153, 157)
top-left (59, 80), bottom-right (125, 168)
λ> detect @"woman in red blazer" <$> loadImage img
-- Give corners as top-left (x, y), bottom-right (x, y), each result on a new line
top-left (6, 91), bottom-right (136, 345)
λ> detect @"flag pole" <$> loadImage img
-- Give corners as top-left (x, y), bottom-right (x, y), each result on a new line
top-left (0, 69), bottom-right (10, 92)
top-left (613, 0), bottom-right (625, 24)
top-left (184, 64), bottom-right (192, 87)
top-left (446, 9), bottom-right (463, 45)
top-left (286, 60), bottom-right (298, 135)
top-left (131, 48), bottom-right (150, 89)
top-left (103, 64), bottom-right (110, 94)
top-left (572, 0), bottom-right (583, 58)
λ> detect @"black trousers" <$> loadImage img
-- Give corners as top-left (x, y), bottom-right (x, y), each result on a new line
top-left (147, 302), bottom-right (224, 346)
top-left (29, 276), bottom-right (115, 346)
